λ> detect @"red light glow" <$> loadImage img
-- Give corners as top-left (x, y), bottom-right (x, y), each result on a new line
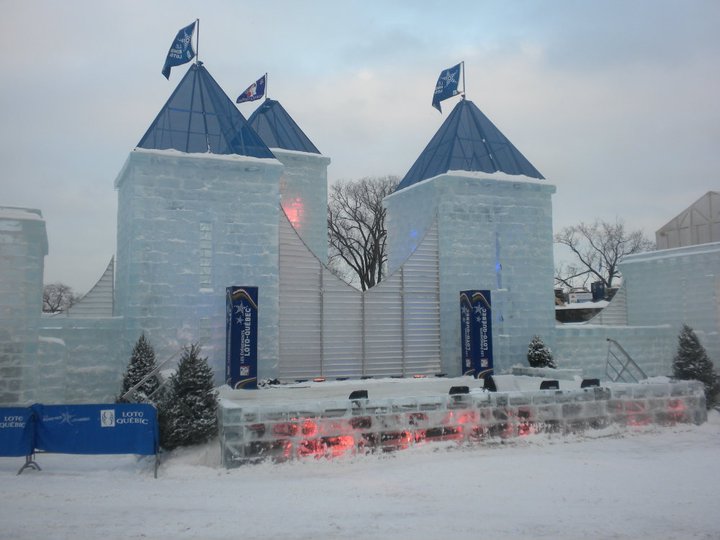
top-left (283, 197), bottom-right (304, 229)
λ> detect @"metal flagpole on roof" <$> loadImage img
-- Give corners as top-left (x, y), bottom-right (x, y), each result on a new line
top-left (265, 72), bottom-right (268, 100)
top-left (461, 60), bottom-right (466, 98)
top-left (194, 19), bottom-right (200, 63)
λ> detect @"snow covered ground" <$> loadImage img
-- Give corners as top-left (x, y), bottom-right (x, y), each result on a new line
top-left (2, 411), bottom-right (719, 540)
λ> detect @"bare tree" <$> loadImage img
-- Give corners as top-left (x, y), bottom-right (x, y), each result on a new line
top-left (327, 176), bottom-right (399, 291)
top-left (554, 219), bottom-right (654, 290)
top-left (43, 282), bottom-right (79, 313)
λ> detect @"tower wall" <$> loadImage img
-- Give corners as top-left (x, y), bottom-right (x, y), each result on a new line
top-left (385, 174), bottom-right (556, 376)
top-left (273, 149), bottom-right (331, 263)
top-left (0, 208), bottom-right (47, 404)
top-left (115, 149), bottom-right (284, 381)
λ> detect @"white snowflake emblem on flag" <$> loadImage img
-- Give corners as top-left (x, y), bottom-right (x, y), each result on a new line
top-left (441, 70), bottom-right (457, 86)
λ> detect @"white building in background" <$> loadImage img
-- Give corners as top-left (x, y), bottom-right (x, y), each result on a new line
top-left (656, 191), bottom-right (720, 249)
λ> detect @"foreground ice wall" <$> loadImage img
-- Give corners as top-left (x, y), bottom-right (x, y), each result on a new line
top-left (0, 208), bottom-right (47, 404)
top-left (385, 173), bottom-right (556, 376)
top-left (114, 149), bottom-right (284, 381)
top-left (218, 378), bottom-right (706, 465)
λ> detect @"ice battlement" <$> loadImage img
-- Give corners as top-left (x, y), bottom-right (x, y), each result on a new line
top-left (218, 377), bottom-right (707, 466)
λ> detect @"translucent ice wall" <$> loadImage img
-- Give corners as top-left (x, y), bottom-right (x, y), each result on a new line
top-left (114, 149), bottom-right (284, 382)
top-left (0, 207), bottom-right (47, 405)
top-left (385, 174), bottom-right (556, 376)
top-left (273, 149), bottom-right (331, 263)
top-left (218, 379), bottom-right (706, 466)
top-left (621, 242), bottom-right (720, 365)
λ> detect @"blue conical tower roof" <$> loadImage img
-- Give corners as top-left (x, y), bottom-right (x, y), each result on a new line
top-left (247, 99), bottom-right (320, 154)
top-left (396, 99), bottom-right (544, 191)
top-left (137, 63), bottom-right (274, 158)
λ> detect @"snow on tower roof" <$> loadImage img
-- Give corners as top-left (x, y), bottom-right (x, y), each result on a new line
top-left (137, 63), bottom-right (274, 158)
top-left (396, 99), bottom-right (544, 192)
top-left (247, 99), bottom-right (320, 154)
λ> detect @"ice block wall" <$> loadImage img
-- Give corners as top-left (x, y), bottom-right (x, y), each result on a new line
top-left (218, 380), bottom-right (707, 466)
top-left (554, 325), bottom-right (675, 378)
top-left (114, 149), bottom-right (284, 381)
top-left (37, 318), bottom-right (124, 403)
top-left (273, 149), bottom-right (331, 263)
top-left (621, 242), bottom-right (720, 365)
top-left (0, 208), bottom-right (47, 405)
top-left (385, 174), bottom-right (556, 376)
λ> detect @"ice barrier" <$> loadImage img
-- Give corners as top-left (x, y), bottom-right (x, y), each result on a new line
top-left (218, 380), bottom-right (707, 466)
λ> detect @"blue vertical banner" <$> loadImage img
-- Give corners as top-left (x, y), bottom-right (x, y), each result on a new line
top-left (226, 287), bottom-right (259, 389)
top-left (460, 290), bottom-right (493, 378)
top-left (0, 407), bottom-right (35, 457)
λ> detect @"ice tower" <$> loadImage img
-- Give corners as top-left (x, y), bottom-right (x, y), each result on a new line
top-left (385, 99), bottom-right (556, 375)
top-left (114, 63), bottom-right (283, 380)
top-left (248, 99), bottom-right (330, 262)
top-left (0, 208), bottom-right (47, 403)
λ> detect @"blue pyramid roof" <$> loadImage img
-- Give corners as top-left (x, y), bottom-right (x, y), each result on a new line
top-left (396, 99), bottom-right (544, 191)
top-left (247, 99), bottom-right (320, 154)
top-left (137, 63), bottom-right (274, 158)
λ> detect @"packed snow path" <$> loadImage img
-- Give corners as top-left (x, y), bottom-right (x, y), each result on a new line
top-left (1, 412), bottom-right (719, 540)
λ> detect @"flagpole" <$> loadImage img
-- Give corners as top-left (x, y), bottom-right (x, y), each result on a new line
top-left (195, 19), bottom-right (200, 64)
top-left (265, 72), bottom-right (268, 100)
top-left (461, 60), bottom-right (466, 98)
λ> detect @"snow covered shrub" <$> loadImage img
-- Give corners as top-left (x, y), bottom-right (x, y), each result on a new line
top-left (527, 335), bottom-right (556, 368)
top-left (159, 343), bottom-right (218, 450)
top-left (117, 333), bottom-right (160, 403)
top-left (673, 324), bottom-right (719, 409)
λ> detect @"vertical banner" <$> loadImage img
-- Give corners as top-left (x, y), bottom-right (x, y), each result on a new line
top-left (226, 286), bottom-right (259, 389)
top-left (0, 407), bottom-right (35, 457)
top-left (460, 290), bottom-right (493, 378)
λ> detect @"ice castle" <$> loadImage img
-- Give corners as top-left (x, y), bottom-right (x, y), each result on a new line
top-left (1, 62), bottom-right (718, 405)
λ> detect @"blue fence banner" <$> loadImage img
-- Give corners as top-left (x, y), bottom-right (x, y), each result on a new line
top-left (33, 404), bottom-right (158, 456)
top-left (460, 290), bottom-right (494, 378)
top-left (226, 286), bottom-right (259, 389)
top-left (0, 407), bottom-right (35, 457)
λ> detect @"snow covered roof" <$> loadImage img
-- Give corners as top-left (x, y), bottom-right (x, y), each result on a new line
top-left (396, 99), bottom-right (544, 192)
top-left (247, 99), bottom-right (320, 154)
top-left (137, 63), bottom-right (274, 158)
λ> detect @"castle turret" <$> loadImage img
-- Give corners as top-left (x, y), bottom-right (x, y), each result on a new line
top-left (385, 99), bottom-right (555, 375)
top-left (115, 63), bottom-right (283, 380)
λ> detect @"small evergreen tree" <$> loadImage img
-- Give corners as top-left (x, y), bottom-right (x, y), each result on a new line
top-left (673, 324), bottom-right (719, 409)
top-left (118, 334), bottom-right (160, 403)
top-left (159, 343), bottom-right (218, 450)
top-left (527, 335), bottom-right (557, 369)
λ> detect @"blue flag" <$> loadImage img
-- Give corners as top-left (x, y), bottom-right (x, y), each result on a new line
top-left (432, 63), bottom-right (462, 112)
top-left (236, 74), bottom-right (266, 103)
top-left (162, 21), bottom-right (196, 79)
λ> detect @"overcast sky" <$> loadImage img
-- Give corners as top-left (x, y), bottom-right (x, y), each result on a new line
top-left (1, 1), bottom-right (719, 294)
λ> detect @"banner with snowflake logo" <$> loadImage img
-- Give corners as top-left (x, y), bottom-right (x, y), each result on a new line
top-left (226, 287), bottom-right (259, 389)
top-left (460, 290), bottom-right (493, 378)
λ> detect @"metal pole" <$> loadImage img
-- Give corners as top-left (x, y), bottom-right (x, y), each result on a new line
top-left (194, 19), bottom-right (200, 63)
